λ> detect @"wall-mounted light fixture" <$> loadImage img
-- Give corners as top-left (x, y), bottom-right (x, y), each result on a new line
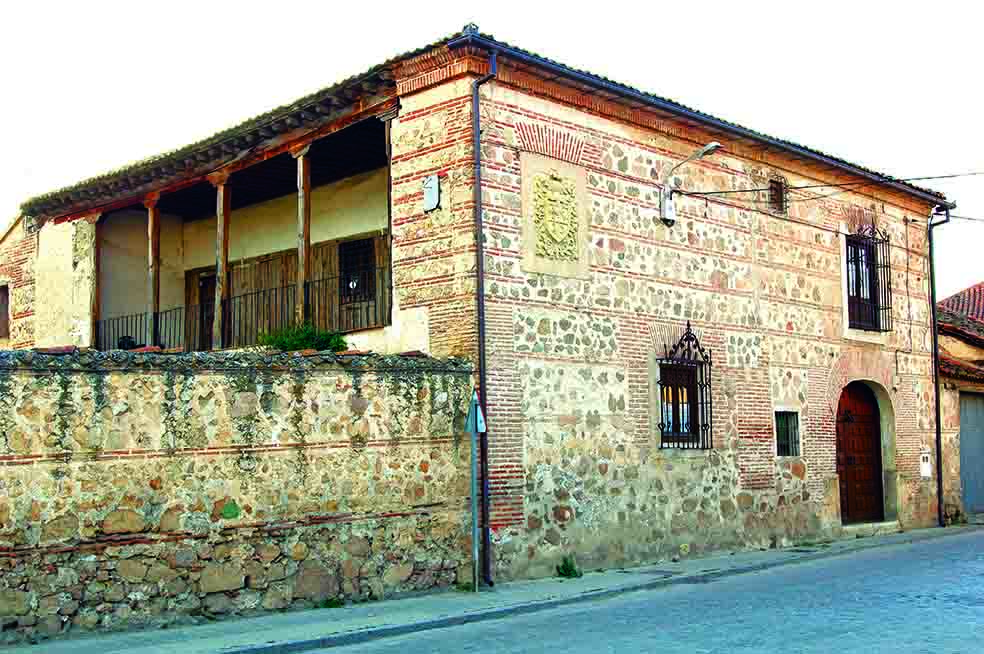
top-left (659, 141), bottom-right (721, 228)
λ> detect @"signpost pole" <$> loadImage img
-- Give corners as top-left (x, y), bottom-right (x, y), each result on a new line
top-left (470, 423), bottom-right (480, 592)
top-left (466, 390), bottom-right (486, 593)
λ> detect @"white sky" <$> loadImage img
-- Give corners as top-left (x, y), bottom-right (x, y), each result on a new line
top-left (2, 1), bottom-right (981, 299)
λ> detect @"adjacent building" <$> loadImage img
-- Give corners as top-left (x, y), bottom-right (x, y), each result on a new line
top-left (0, 24), bottom-right (959, 631)
top-left (938, 283), bottom-right (984, 520)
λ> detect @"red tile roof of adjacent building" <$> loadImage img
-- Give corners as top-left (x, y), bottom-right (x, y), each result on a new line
top-left (940, 355), bottom-right (984, 384)
top-left (940, 282), bottom-right (984, 322)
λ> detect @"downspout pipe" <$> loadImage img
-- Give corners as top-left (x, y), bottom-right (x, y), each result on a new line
top-left (928, 204), bottom-right (950, 526)
top-left (472, 49), bottom-right (497, 586)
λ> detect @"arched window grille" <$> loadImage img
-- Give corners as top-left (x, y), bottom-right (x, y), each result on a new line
top-left (655, 322), bottom-right (713, 449)
top-left (846, 223), bottom-right (892, 332)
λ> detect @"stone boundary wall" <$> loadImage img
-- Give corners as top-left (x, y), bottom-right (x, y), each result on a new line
top-left (0, 350), bottom-right (473, 643)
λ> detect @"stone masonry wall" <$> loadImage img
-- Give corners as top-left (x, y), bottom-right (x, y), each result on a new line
top-left (0, 349), bottom-right (472, 644)
top-left (0, 219), bottom-right (37, 350)
top-left (33, 218), bottom-right (97, 349)
top-left (458, 71), bottom-right (940, 578)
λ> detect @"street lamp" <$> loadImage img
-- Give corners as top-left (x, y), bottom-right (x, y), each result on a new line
top-left (659, 141), bottom-right (722, 227)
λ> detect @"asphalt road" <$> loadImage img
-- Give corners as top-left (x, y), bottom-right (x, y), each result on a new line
top-left (325, 530), bottom-right (984, 653)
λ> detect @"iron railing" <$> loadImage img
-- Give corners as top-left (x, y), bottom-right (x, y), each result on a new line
top-left (95, 303), bottom-right (211, 352)
top-left (307, 266), bottom-right (391, 335)
top-left (94, 266), bottom-right (391, 352)
top-left (221, 284), bottom-right (297, 350)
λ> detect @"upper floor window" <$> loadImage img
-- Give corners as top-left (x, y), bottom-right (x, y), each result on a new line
top-left (846, 224), bottom-right (892, 332)
top-left (655, 322), bottom-right (713, 449)
top-left (0, 285), bottom-right (9, 339)
top-left (768, 177), bottom-right (787, 214)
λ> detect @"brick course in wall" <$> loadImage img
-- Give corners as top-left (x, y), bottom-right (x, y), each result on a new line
top-left (388, 53), bottom-right (942, 578)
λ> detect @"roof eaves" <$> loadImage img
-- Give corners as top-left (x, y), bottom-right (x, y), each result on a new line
top-left (448, 29), bottom-right (953, 209)
top-left (19, 29), bottom-right (468, 222)
top-left (22, 24), bottom-right (954, 222)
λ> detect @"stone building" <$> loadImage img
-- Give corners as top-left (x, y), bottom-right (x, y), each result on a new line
top-left (0, 25), bottom-right (959, 639)
top-left (938, 283), bottom-right (984, 521)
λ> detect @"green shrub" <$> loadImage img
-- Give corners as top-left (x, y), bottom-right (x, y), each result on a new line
top-left (556, 555), bottom-right (583, 579)
top-left (318, 597), bottom-right (345, 609)
top-left (258, 323), bottom-right (348, 353)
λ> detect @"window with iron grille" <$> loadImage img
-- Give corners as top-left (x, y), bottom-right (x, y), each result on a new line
top-left (338, 238), bottom-right (376, 305)
top-left (768, 177), bottom-right (787, 214)
top-left (775, 411), bottom-right (800, 457)
top-left (845, 225), bottom-right (892, 332)
top-left (0, 285), bottom-right (9, 339)
top-left (655, 322), bottom-right (713, 449)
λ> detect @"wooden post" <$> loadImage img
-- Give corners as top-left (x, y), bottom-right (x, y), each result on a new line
top-left (293, 145), bottom-right (312, 325)
top-left (210, 173), bottom-right (231, 349)
top-left (145, 194), bottom-right (160, 347)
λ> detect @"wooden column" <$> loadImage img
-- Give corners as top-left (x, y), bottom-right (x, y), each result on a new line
top-left (145, 194), bottom-right (160, 347)
top-left (293, 145), bottom-right (312, 325)
top-left (210, 173), bottom-right (231, 349)
top-left (85, 212), bottom-right (103, 350)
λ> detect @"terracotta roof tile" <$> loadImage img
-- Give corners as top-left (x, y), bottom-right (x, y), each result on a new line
top-left (940, 282), bottom-right (984, 322)
top-left (937, 304), bottom-right (984, 349)
top-left (940, 354), bottom-right (984, 383)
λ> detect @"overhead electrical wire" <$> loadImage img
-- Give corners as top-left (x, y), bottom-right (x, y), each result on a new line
top-left (681, 171), bottom-right (984, 205)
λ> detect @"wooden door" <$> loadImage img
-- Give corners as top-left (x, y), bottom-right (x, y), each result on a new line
top-left (198, 274), bottom-right (216, 351)
top-left (836, 382), bottom-right (884, 524)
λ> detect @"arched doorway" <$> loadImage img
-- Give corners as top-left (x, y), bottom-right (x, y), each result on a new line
top-left (836, 381), bottom-right (884, 523)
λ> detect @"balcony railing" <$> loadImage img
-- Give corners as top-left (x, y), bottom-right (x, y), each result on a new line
top-left (94, 267), bottom-right (391, 352)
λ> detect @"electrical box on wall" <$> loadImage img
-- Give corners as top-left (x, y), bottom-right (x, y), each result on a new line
top-left (423, 174), bottom-right (440, 212)
top-left (920, 446), bottom-right (932, 479)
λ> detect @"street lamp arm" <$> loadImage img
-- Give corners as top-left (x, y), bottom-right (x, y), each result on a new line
top-left (662, 141), bottom-right (723, 186)
top-left (659, 142), bottom-right (722, 227)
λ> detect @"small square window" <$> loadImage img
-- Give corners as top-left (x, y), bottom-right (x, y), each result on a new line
top-left (768, 178), bottom-right (787, 214)
top-left (775, 411), bottom-right (800, 457)
top-left (0, 285), bottom-right (9, 339)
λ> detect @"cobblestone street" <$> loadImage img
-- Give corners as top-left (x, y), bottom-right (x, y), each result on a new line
top-left (330, 530), bottom-right (984, 654)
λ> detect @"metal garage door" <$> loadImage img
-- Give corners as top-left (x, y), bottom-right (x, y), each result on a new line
top-left (960, 393), bottom-right (984, 515)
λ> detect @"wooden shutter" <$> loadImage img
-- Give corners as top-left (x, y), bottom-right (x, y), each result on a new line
top-left (374, 232), bottom-right (391, 327)
top-left (311, 241), bottom-right (339, 331)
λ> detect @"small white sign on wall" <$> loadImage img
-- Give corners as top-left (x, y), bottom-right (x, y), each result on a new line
top-left (423, 174), bottom-right (440, 212)
top-left (920, 446), bottom-right (932, 479)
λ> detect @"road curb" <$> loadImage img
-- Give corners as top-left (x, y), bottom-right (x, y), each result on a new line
top-left (225, 526), bottom-right (979, 653)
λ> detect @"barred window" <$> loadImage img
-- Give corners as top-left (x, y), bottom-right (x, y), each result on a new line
top-left (338, 238), bottom-right (376, 305)
top-left (775, 411), bottom-right (800, 457)
top-left (654, 322), bottom-right (713, 449)
top-left (846, 225), bottom-right (892, 332)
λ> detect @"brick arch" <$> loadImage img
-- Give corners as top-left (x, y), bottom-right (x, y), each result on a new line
top-left (825, 348), bottom-right (896, 418)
